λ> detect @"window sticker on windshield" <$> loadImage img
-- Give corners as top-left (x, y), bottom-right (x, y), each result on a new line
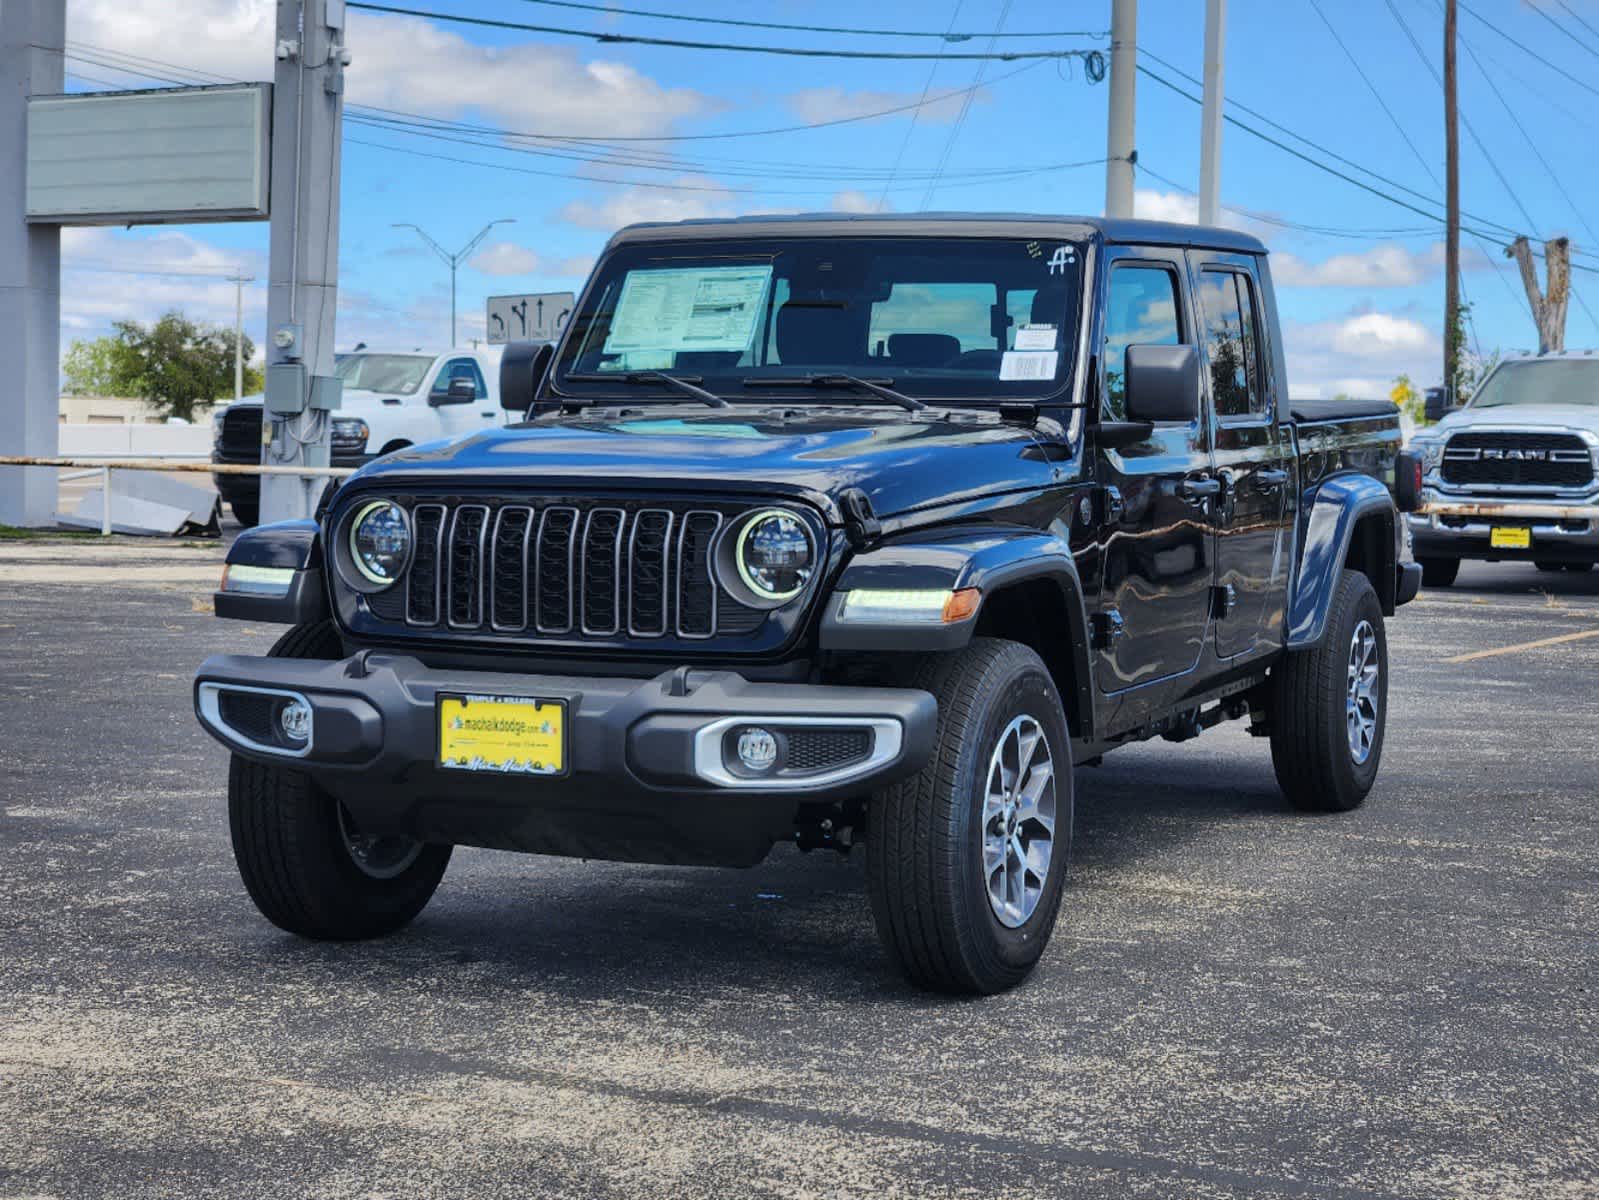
top-left (1046, 246), bottom-right (1076, 275)
top-left (602, 265), bottom-right (773, 361)
top-left (1000, 350), bottom-right (1059, 381)
top-left (1014, 324), bottom-right (1057, 351)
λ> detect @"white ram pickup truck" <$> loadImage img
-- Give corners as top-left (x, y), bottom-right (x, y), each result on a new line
top-left (212, 347), bottom-right (510, 526)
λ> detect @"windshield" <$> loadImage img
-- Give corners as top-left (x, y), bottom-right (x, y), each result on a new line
top-left (1470, 359), bottom-right (1599, 409)
top-left (335, 353), bottom-right (434, 395)
top-left (554, 236), bottom-right (1084, 402)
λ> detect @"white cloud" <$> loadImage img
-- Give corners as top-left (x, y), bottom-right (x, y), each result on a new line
top-left (785, 86), bottom-right (983, 128)
top-left (1134, 188), bottom-right (1200, 224)
top-left (558, 176), bottom-right (739, 230)
top-left (1285, 308), bottom-right (1440, 398)
top-left (469, 241), bottom-right (541, 277)
top-left (69, 0), bottom-right (719, 138)
top-left (830, 190), bottom-right (890, 214)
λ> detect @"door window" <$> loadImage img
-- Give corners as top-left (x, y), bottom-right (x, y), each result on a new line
top-left (1103, 265), bottom-right (1183, 420)
top-left (431, 358), bottom-right (486, 401)
top-left (1197, 269), bottom-right (1265, 420)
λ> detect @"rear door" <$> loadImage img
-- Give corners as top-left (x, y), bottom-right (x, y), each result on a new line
top-left (1189, 252), bottom-right (1291, 658)
top-left (1094, 247), bottom-right (1218, 694)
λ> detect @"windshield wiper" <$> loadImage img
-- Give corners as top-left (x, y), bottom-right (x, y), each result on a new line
top-left (566, 371), bottom-right (729, 408)
top-left (742, 373), bottom-right (927, 412)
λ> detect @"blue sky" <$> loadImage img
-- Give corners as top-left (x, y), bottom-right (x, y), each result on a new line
top-left (59, 0), bottom-right (1599, 397)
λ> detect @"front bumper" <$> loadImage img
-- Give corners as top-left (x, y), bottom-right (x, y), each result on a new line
top-left (1408, 495), bottom-right (1599, 563)
top-left (194, 652), bottom-right (937, 866)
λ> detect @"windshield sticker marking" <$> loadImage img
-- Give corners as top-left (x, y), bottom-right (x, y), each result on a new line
top-left (1014, 325), bottom-right (1058, 351)
top-left (1000, 350), bottom-right (1059, 381)
top-left (602, 265), bottom-right (773, 362)
top-left (1047, 246), bottom-right (1075, 275)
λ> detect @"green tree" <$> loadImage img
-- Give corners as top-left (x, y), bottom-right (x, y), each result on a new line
top-left (61, 335), bottom-right (140, 397)
top-left (111, 311), bottom-right (257, 421)
top-left (1390, 373), bottom-right (1425, 425)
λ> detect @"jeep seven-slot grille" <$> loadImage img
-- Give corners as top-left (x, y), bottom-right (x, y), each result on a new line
top-left (1441, 431), bottom-right (1594, 489)
top-left (366, 497), bottom-right (772, 642)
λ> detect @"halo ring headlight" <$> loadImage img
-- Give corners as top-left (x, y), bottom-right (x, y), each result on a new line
top-left (346, 500), bottom-right (411, 589)
top-left (733, 508), bottom-right (815, 603)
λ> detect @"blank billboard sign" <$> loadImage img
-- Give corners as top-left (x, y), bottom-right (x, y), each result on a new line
top-left (27, 84), bottom-right (271, 225)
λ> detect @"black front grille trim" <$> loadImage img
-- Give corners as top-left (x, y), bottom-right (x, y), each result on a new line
top-left (1442, 431), bottom-right (1595, 489)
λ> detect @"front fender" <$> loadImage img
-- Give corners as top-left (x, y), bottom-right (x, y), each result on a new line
top-left (819, 527), bottom-right (1096, 738)
top-left (215, 519), bottom-right (329, 625)
top-left (1286, 474), bottom-right (1398, 647)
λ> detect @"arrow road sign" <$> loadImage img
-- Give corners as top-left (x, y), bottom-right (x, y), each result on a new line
top-left (486, 291), bottom-right (576, 344)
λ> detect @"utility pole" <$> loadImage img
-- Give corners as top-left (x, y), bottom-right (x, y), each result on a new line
top-left (261, 0), bottom-right (349, 525)
top-left (232, 275), bottom-right (248, 403)
top-left (1104, 0), bottom-right (1137, 219)
top-left (394, 218), bottom-right (516, 347)
top-left (0, 0), bottom-right (63, 528)
top-left (1444, 0), bottom-right (1461, 401)
top-left (1198, 0), bottom-right (1226, 226)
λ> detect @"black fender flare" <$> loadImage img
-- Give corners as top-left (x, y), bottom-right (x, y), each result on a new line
top-left (1286, 473), bottom-right (1398, 648)
top-left (214, 519), bottom-right (329, 625)
top-left (819, 527), bottom-right (1097, 739)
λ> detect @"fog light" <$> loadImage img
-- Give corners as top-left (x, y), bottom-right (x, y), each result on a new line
top-left (736, 727), bottom-right (779, 773)
top-left (278, 698), bottom-right (312, 746)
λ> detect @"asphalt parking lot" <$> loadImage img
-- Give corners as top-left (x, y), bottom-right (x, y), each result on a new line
top-left (2, 535), bottom-right (1596, 1200)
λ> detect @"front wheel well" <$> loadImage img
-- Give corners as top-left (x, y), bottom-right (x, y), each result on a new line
top-left (1343, 509), bottom-right (1397, 613)
top-left (375, 439), bottom-right (412, 457)
top-left (972, 578), bottom-right (1090, 738)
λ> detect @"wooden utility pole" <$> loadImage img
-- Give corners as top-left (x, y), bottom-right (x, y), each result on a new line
top-left (1444, 0), bottom-right (1461, 401)
top-left (1508, 236), bottom-right (1571, 354)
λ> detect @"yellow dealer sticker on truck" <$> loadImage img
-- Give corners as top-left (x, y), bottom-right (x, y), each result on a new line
top-left (437, 694), bottom-right (566, 775)
top-left (1490, 526), bottom-right (1532, 550)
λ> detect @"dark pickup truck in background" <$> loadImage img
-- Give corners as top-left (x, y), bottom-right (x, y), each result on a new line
top-left (196, 214), bottom-right (1422, 994)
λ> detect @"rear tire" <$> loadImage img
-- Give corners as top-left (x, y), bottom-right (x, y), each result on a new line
top-left (1267, 570), bottom-right (1388, 813)
top-left (867, 638), bottom-right (1073, 994)
top-left (1419, 556), bottom-right (1458, 588)
top-left (1536, 560), bottom-right (1565, 573)
top-left (230, 500), bottom-right (260, 528)
top-left (227, 620), bottom-right (451, 940)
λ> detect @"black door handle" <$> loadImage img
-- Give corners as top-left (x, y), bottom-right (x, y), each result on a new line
top-left (1256, 468), bottom-right (1289, 486)
top-left (1177, 476), bottom-right (1222, 501)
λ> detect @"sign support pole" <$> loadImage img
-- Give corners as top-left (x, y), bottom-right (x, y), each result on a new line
top-left (261, 0), bottom-right (347, 525)
top-left (0, 0), bottom-right (63, 528)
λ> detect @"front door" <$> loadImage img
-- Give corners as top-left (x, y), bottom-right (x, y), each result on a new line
top-left (428, 357), bottom-right (495, 437)
top-left (1189, 253), bottom-right (1291, 658)
top-left (1094, 249), bottom-right (1218, 694)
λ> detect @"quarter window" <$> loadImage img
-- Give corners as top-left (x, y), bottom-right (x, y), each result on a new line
top-left (1103, 264), bottom-right (1183, 420)
top-left (1197, 269), bottom-right (1265, 419)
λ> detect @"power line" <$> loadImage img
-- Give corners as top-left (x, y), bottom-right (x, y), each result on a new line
top-left (505, 0), bottom-right (1106, 41)
top-left (1456, 0), bottom-right (1599, 100)
top-left (1558, 0), bottom-right (1599, 45)
top-left (877, 0), bottom-right (965, 211)
top-left (1526, 0), bottom-right (1599, 61)
top-left (64, 42), bottom-right (1051, 146)
top-left (922, 0), bottom-right (1014, 207)
top-left (344, 2), bottom-right (1106, 63)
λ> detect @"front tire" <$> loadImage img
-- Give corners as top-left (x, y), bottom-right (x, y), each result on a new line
top-left (227, 621), bottom-right (451, 940)
top-left (230, 500), bottom-right (260, 527)
top-left (1267, 570), bottom-right (1389, 813)
top-left (867, 639), bottom-right (1073, 994)
top-left (1419, 556), bottom-right (1458, 587)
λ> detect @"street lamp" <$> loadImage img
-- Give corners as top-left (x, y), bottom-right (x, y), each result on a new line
top-left (393, 218), bottom-right (517, 347)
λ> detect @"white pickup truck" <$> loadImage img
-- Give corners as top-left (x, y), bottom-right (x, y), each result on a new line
top-left (212, 347), bottom-right (508, 526)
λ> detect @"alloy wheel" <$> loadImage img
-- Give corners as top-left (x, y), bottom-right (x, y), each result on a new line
top-left (981, 714), bottom-right (1058, 928)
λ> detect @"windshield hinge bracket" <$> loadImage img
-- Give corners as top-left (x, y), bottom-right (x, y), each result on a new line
top-left (840, 488), bottom-right (882, 551)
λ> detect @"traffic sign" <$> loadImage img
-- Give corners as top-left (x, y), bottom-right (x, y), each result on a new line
top-left (486, 291), bottom-right (575, 344)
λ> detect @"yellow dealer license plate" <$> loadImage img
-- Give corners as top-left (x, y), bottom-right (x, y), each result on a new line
top-left (437, 694), bottom-right (567, 776)
top-left (1490, 526), bottom-right (1532, 550)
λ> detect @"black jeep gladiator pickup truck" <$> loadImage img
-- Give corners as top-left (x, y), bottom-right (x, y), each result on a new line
top-left (195, 214), bottom-right (1423, 994)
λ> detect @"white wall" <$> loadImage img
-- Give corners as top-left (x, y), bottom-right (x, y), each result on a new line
top-left (58, 422), bottom-right (212, 460)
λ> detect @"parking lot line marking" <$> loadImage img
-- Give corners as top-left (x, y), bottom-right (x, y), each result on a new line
top-left (1442, 628), bottom-right (1599, 663)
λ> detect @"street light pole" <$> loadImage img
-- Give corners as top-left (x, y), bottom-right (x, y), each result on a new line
top-left (394, 218), bottom-right (516, 346)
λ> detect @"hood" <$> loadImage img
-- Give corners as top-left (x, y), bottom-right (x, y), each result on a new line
top-left (350, 405), bottom-right (1060, 519)
top-left (1431, 403), bottom-right (1599, 437)
top-left (337, 388), bottom-right (421, 412)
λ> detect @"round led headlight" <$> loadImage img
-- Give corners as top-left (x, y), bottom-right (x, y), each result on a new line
top-left (734, 509), bottom-right (814, 602)
top-left (347, 500), bottom-right (411, 587)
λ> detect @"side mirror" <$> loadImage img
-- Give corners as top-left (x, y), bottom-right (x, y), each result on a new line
top-left (500, 340), bottom-right (556, 413)
top-left (1124, 344), bottom-right (1201, 424)
top-left (1394, 449), bottom-right (1425, 513)
top-left (448, 376), bottom-right (477, 400)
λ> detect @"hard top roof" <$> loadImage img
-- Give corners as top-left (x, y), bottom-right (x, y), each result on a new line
top-left (606, 211), bottom-right (1267, 255)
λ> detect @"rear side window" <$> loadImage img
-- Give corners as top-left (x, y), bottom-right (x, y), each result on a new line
top-left (1103, 264), bottom-right (1182, 420)
top-left (1197, 269), bottom-right (1265, 419)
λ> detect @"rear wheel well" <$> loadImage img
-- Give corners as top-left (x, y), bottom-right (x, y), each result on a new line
top-left (973, 578), bottom-right (1089, 738)
top-left (1343, 509), bottom-right (1396, 613)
